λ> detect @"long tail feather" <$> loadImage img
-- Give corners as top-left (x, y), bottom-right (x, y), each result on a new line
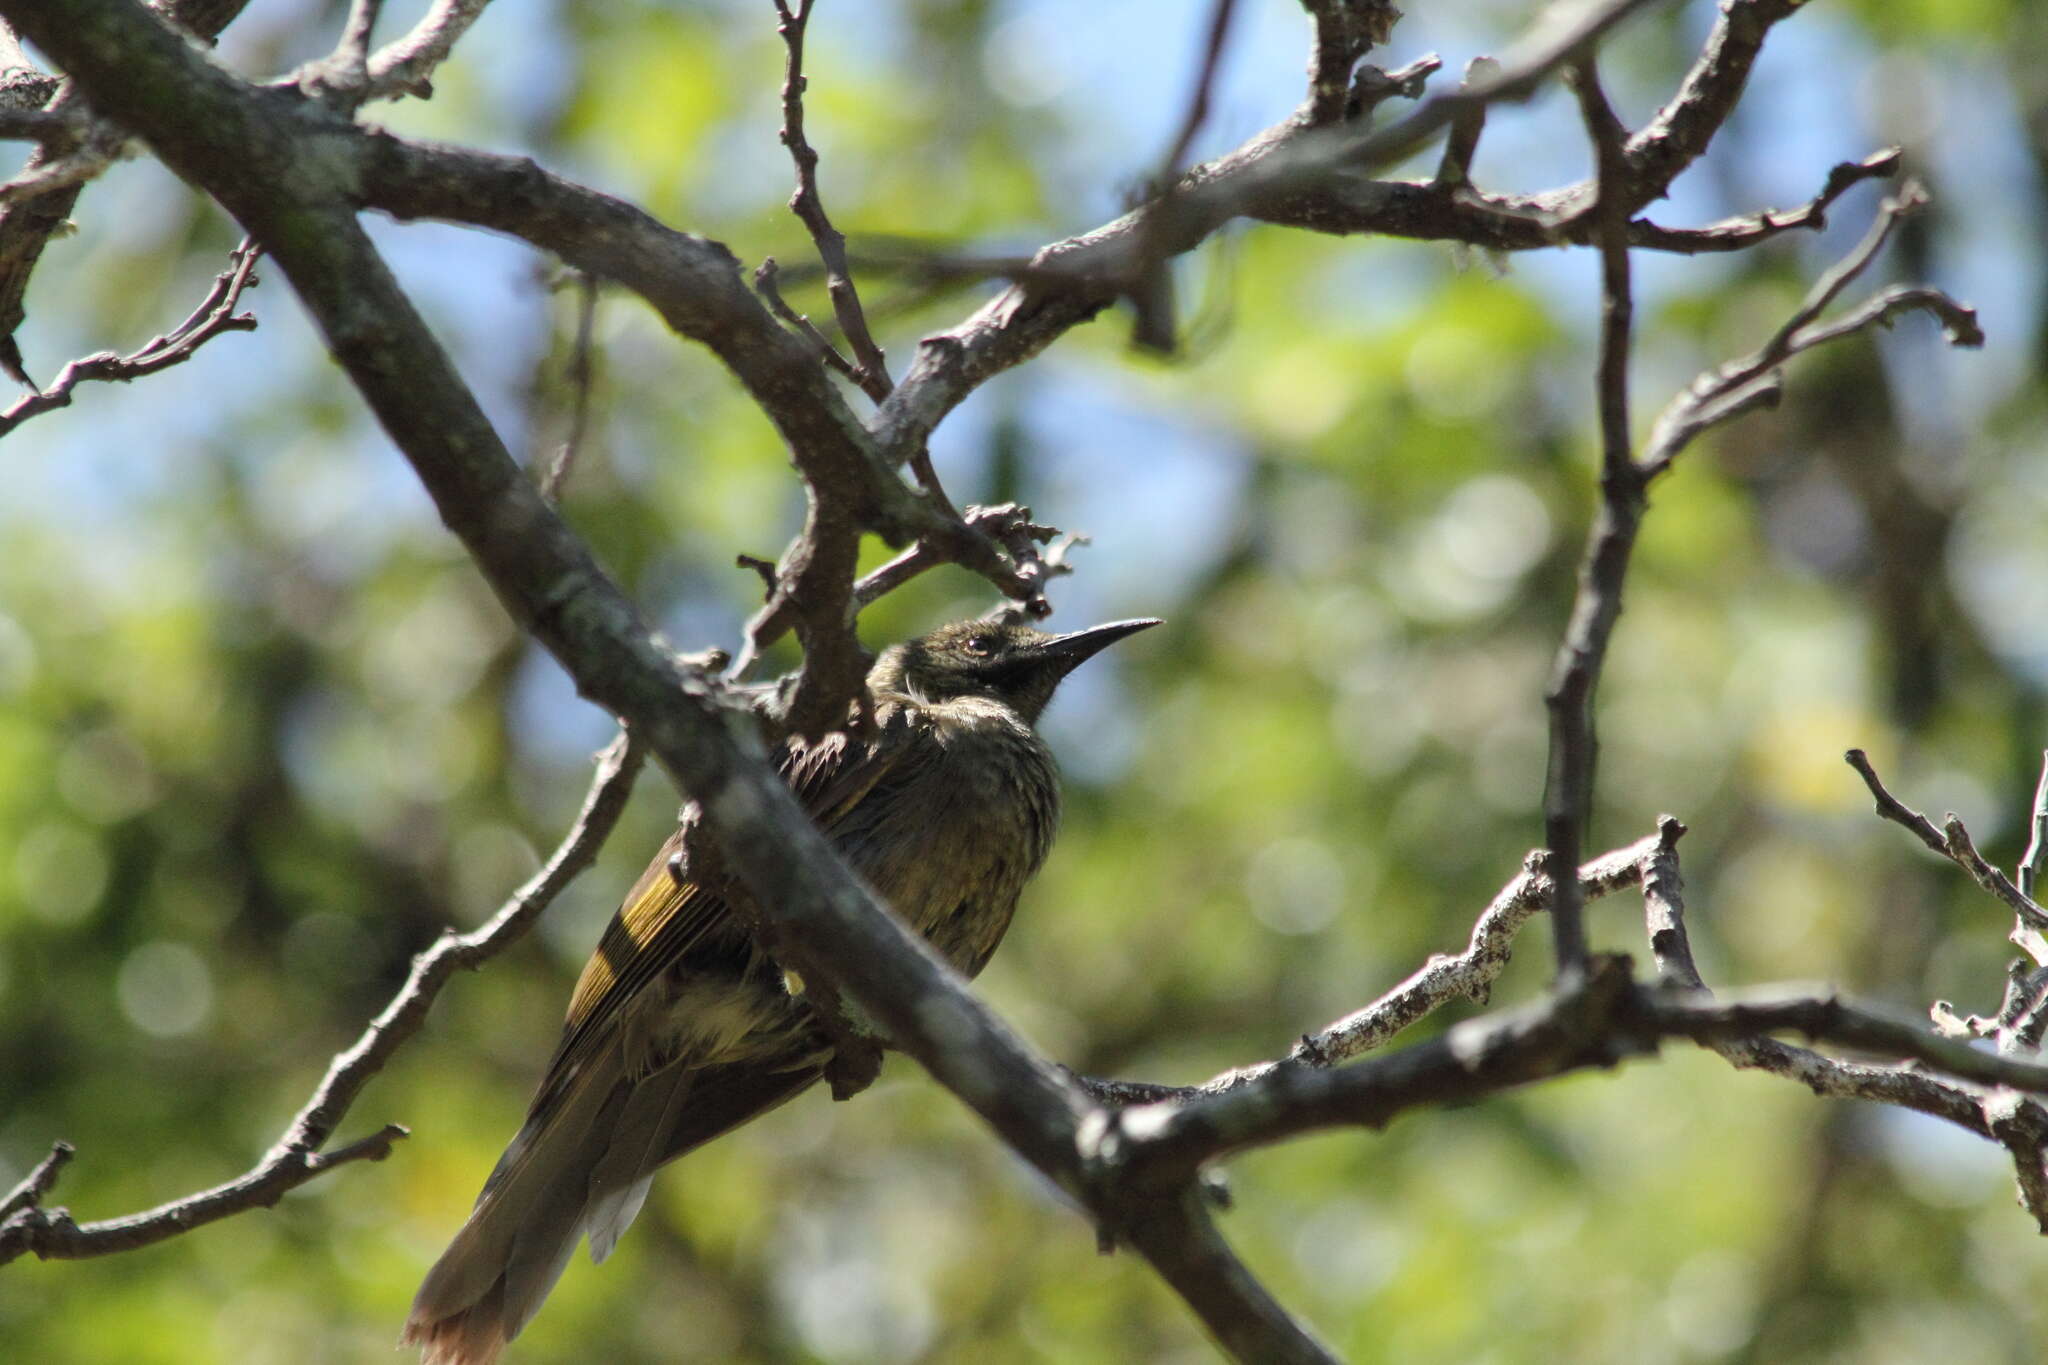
top-left (402, 1050), bottom-right (629, 1364)
top-left (584, 1066), bottom-right (693, 1264)
top-left (404, 1052), bottom-right (828, 1362)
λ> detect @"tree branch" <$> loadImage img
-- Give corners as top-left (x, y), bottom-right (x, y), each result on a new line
top-left (1630, 798), bottom-right (2048, 1227)
top-left (770, 0), bottom-right (889, 399)
top-left (1846, 748), bottom-right (2048, 962)
top-left (4, 8), bottom-right (1282, 1353)
top-left (2022, 750), bottom-right (2048, 903)
top-left (1102, 952), bottom-right (2048, 1196)
top-left (0, 1142), bottom-right (71, 1221)
top-left (852, 502), bottom-right (1064, 610)
top-left (1640, 182), bottom-right (1982, 479)
top-left (1626, 147), bottom-right (1901, 253)
top-left (1126, 0), bottom-right (1240, 352)
top-left (1539, 56), bottom-right (1640, 981)
top-left (347, 137), bottom-right (1060, 640)
top-left (1077, 830), bottom-right (1676, 1108)
top-left (1299, 0), bottom-right (1399, 126)
top-left (0, 0), bottom-right (255, 388)
top-left (0, 731), bottom-right (643, 1264)
top-left (286, 0), bottom-right (385, 109)
top-left (868, 0), bottom-right (1822, 462)
top-left (0, 104), bottom-right (81, 140)
top-left (1115, 1191), bottom-right (1339, 1365)
top-left (360, 0), bottom-right (493, 103)
top-left (0, 235), bottom-right (259, 435)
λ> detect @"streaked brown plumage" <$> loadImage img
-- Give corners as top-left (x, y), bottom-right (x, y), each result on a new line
top-left (403, 616), bottom-right (1159, 1364)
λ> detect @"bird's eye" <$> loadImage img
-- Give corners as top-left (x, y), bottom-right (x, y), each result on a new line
top-left (963, 634), bottom-right (997, 657)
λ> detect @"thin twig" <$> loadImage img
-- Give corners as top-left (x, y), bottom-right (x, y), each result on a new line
top-left (0, 731), bottom-right (642, 1263)
top-left (540, 271), bottom-right (599, 502)
top-left (1343, 52), bottom-right (1442, 125)
top-left (845, 501), bottom-right (1066, 622)
top-left (0, 106), bottom-right (81, 142)
top-left (771, 0), bottom-right (890, 399)
top-left (0, 129), bottom-right (119, 206)
top-left (1540, 57), bottom-right (1641, 981)
top-left (1843, 747), bottom-right (1950, 855)
top-left (1845, 749), bottom-right (2048, 960)
top-left (287, 0), bottom-right (390, 109)
top-left (1104, 957), bottom-right (1651, 1187)
top-left (0, 1142), bottom-right (71, 1221)
top-left (852, 503), bottom-right (1045, 607)
top-left (1126, 0), bottom-right (1239, 352)
top-left (1641, 182), bottom-right (1982, 475)
top-left (1638, 816), bottom-right (1698, 988)
top-left (753, 256), bottom-right (866, 390)
top-left (1152, 0), bottom-right (1240, 204)
top-left (1433, 55), bottom-right (1498, 188)
top-left (361, 0), bottom-right (494, 103)
top-left (1331, 0), bottom-right (1664, 171)
top-left (1993, 960), bottom-right (2038, 1034)
top-left (1770, 182), bottom-right (1928, 346)
top-left (867, 0), bottom-right (1807, 465)
top-left (2022, 751), bottom-right (2048, 903)
top-left (1621, 810), bottom-right (1808, 1074)
top-left (1298, 835), bottom-right (1658, 1063)
top-left (2012, 972), bottom-right (2048, 1054)
top-left (334, 0), bottom-right (382, 85)
top-left (1299, 0), bottom-right (1400, 124)
top-left (1626, 147), bottom-right (1901, 253)
top-left (1070, 820), bottom-right (2048, 1220)
top-left (1084, 831), bottom-right (1673, 1106)
top-left (1106, 957), bottom-right (2048, 1192)
top-left (1943, 815), bottom-right (2048, 952)
top-left (1647, 986), bottom-right (2048, 1093)
top-left (0, 237), bottom-right (260, 432)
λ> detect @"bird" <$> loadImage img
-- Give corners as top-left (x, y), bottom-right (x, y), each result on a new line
top-left (403, 615), bottom-right (1161, 1364)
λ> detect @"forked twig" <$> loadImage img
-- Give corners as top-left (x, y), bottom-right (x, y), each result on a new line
top-left (0, 238), bottom-right (261, 430)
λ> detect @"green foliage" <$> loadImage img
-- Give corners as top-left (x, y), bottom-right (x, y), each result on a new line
top-left (6, 0), bottom-right (2048, 1361)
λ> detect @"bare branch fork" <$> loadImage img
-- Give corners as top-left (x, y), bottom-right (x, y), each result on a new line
top-left (1641, 180), bottom-right (1985, 476)
top-left (1078, 812), bottom-right (2048, 1236)
top-left (0, 0), bottom-right (485, 392)
top-left (1081, 819), bottom-right (2048, 1181)
top-left (866, 0), bottom-right (1823, 466)
top-left (1533, 59), bottom-right (1979, 981)
top-left (0, 235), bottom-right (261, 437)
top-left (1849, 748), bottom-right (2048, 1073)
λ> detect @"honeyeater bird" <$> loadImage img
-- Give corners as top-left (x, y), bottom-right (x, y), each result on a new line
top-left (403, 615), bottom-right (1160, 1364)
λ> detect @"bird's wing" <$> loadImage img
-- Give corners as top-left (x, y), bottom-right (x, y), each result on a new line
top-left (529, 706), bottom-right (920, 1115)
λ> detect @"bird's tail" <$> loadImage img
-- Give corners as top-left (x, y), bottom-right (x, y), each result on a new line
top-left (401, 1052), bottom-right (824, 1364)
top-left (401, 1047), bottom-right (641, 1365)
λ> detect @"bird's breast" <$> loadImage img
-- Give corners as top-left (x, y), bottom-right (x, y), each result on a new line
top-left (841, 700), bottom-right (1060, 976)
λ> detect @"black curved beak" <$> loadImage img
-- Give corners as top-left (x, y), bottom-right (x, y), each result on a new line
top-left (1034, 617), bottom-right (1163, 675)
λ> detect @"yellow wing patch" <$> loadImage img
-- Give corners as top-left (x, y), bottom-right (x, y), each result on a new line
top-left (533, 702), bottom-right (926, 1115)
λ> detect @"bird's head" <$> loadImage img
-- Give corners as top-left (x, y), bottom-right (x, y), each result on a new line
top-left (869, 617), bottom-right (1161, 724)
